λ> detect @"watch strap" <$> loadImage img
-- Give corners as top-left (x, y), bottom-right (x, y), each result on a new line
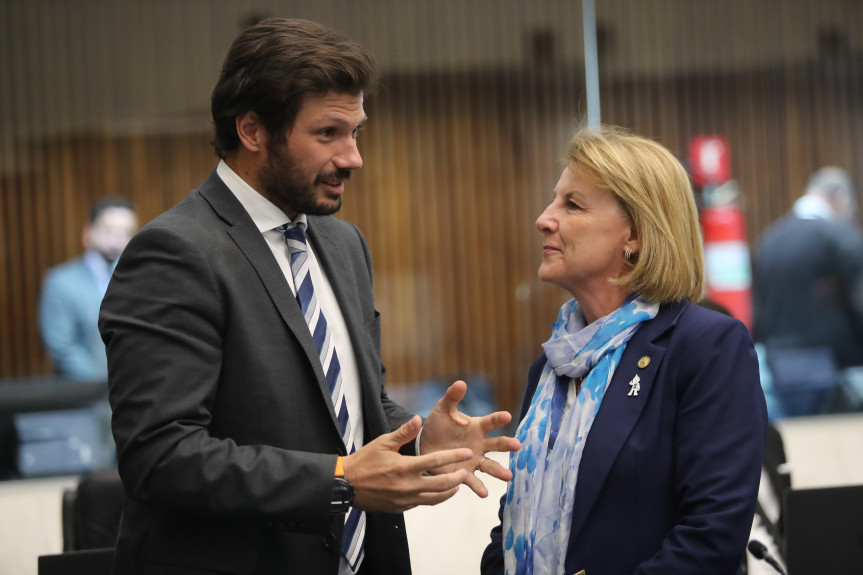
top-left (330, 477), bottom-right (354, 514)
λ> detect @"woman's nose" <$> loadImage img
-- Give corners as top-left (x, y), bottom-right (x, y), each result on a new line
top-left (536, 205), bottom-right (556, 232)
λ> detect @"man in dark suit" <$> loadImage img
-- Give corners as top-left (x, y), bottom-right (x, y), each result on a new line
top-left (99, 18), bottom-right (519, 575)
top-left (753, 166), bottom-right (863, 416)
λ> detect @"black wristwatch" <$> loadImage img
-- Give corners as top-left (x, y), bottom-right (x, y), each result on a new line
top-left (330, 477), bottom-right (354, 514)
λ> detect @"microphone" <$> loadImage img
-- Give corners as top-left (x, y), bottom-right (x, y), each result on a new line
top-left (747, 539), bottom-right (787, 575)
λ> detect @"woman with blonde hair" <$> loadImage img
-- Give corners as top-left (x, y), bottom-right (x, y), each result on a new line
top-left (482, 126), bottom-right (766, 575)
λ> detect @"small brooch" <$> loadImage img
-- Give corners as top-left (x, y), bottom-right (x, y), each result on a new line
top-left (627, 374), bottom-right (641, 397)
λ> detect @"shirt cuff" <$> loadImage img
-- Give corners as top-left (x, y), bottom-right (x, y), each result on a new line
top-left (415, 424), bottom-right (424, 456)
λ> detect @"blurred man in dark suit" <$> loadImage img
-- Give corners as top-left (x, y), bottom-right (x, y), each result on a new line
top-left (754, 166), bottom-right (863, 416)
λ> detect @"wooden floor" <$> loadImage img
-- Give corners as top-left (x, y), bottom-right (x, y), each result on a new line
top-left (2, 414), bottom-right (862, 575)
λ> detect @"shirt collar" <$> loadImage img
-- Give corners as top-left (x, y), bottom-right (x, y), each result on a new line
top-left (82, 249), bottom-right (114, 294)
top-left (792, 194), bottom-right (834, 221)
top-left (216, 160), bottom-right (308, 230)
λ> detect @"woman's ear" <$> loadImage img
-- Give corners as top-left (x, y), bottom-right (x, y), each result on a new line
top-left (626, 219), bottom-right (640, 253)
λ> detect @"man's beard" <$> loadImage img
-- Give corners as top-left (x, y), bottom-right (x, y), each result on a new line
top-left (258, 139), bottom-right (350, 217)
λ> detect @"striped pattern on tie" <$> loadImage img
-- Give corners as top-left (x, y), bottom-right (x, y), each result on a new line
top-left (282, 222), bottom-right (365, 574)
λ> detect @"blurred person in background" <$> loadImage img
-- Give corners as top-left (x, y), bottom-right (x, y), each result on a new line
top-left (753, 166), bottom-right (863, 417)
top-left (481, 126), bottom-right (767, 575)
top-left (38, 196), bottom-right (137, 382)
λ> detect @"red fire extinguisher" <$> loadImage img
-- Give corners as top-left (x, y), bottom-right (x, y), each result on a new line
top-left (690, 135), bottom-right (753, 329)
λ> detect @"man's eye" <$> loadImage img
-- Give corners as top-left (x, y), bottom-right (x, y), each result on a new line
top-left (320, 128), bottom-right (336, 138)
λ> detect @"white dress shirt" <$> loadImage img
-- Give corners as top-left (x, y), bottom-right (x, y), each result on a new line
top-left (216, 160), bottom-right (364, 448)
top-left (83, 249), bottom-right (114, 296)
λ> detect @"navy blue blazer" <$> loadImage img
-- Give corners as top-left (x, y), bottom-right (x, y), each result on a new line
top-left (482, 300), bottom-right (767, 575)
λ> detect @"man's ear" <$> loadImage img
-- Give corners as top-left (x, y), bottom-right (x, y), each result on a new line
top-left (81, 224), bottom-right (92, 250)
top-left (235, 111), bottom-right (266, 153)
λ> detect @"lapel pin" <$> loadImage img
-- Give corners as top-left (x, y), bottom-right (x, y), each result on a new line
top-left (627, 374), bottom-right (641, 397)
top-left (637, 356), bottom-right (650, 368)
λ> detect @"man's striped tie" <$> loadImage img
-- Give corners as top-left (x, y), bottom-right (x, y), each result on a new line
top-left (283, 222), bottom-right (365, 574)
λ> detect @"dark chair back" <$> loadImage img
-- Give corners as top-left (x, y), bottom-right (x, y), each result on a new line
top-left (38, 547), bottom-right (114, 575)
top-left (63, 467), bottom-right (124, 551)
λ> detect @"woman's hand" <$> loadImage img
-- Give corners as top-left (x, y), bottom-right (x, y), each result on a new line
top-left (419, 381), bottom-right (521, 497)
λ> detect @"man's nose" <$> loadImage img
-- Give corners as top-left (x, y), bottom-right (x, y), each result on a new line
top-left (334, 137), bottom-right (363, 171)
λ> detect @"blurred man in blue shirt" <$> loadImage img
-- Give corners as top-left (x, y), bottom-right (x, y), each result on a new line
top-left (39, 197), bottom-right (138, 381)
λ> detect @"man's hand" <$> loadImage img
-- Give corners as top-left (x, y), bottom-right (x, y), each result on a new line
top-left (342, 416), bottom-right (472, 513)
top-left (419, 380), bottom-right (521, 498)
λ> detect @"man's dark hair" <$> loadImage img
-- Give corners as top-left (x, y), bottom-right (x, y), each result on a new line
top-left (89, 197), bottom-right (135, 224)
top-left (210, 18), bottom-right (378, 158)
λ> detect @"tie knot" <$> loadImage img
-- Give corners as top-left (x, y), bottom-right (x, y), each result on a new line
top-left (282, 223), bottom-right (308, 255)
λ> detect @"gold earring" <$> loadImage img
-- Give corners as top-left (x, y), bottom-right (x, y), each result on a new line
top-left (625, 247), bottom-right (632, 261)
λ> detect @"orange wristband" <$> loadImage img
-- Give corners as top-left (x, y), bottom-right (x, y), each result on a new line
top-left (334, 456), bottom-right (345, 478)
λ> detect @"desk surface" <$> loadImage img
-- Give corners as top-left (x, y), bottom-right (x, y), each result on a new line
top-left (774, 412), bottom-right (863, 488)
top-left (1, 414), bottom-right (861, 575)
top-left (0, 378), bottom-right (107, 414)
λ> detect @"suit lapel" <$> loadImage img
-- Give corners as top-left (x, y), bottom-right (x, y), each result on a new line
top-left (305, 218), bottom-right (363, 335)
top-left (306, 218), bottom-right (387, 434)
top-left (566, 301), bottom-right (687, 546)
top-left (197, 171), bottom-right (341, 430)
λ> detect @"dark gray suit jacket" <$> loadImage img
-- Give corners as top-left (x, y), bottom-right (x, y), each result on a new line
top-left (754, 213), bottom-right (863, 369)
top-left (99, 169), bottom-right (414, 574)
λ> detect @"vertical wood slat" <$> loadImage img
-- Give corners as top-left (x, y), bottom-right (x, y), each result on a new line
top-left (3, 1), bottom-right (863, 417)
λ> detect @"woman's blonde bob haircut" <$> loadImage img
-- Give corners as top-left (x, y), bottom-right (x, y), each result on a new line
top-left (565, 125), bottom-right (705, 303)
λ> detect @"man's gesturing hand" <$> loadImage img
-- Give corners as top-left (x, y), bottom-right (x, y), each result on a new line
top-left (341, 416), bottom-right (472, 513)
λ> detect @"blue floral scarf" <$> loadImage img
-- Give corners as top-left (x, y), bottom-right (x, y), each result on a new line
top-left (502, 296), bottom-right (659, 575)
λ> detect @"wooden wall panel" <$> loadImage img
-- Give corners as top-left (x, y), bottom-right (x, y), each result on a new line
top-left (3, 65), bottom-right (863, 414)
top-left (0, 132), bottom-right (213, 378)
top-left (3, 2), bottom-right (863, 419)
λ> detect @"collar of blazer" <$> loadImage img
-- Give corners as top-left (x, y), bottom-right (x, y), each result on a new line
top-left (196, 169), bottom-right (364, 436)
top-left (565, 299), bottom-right (690, 546)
